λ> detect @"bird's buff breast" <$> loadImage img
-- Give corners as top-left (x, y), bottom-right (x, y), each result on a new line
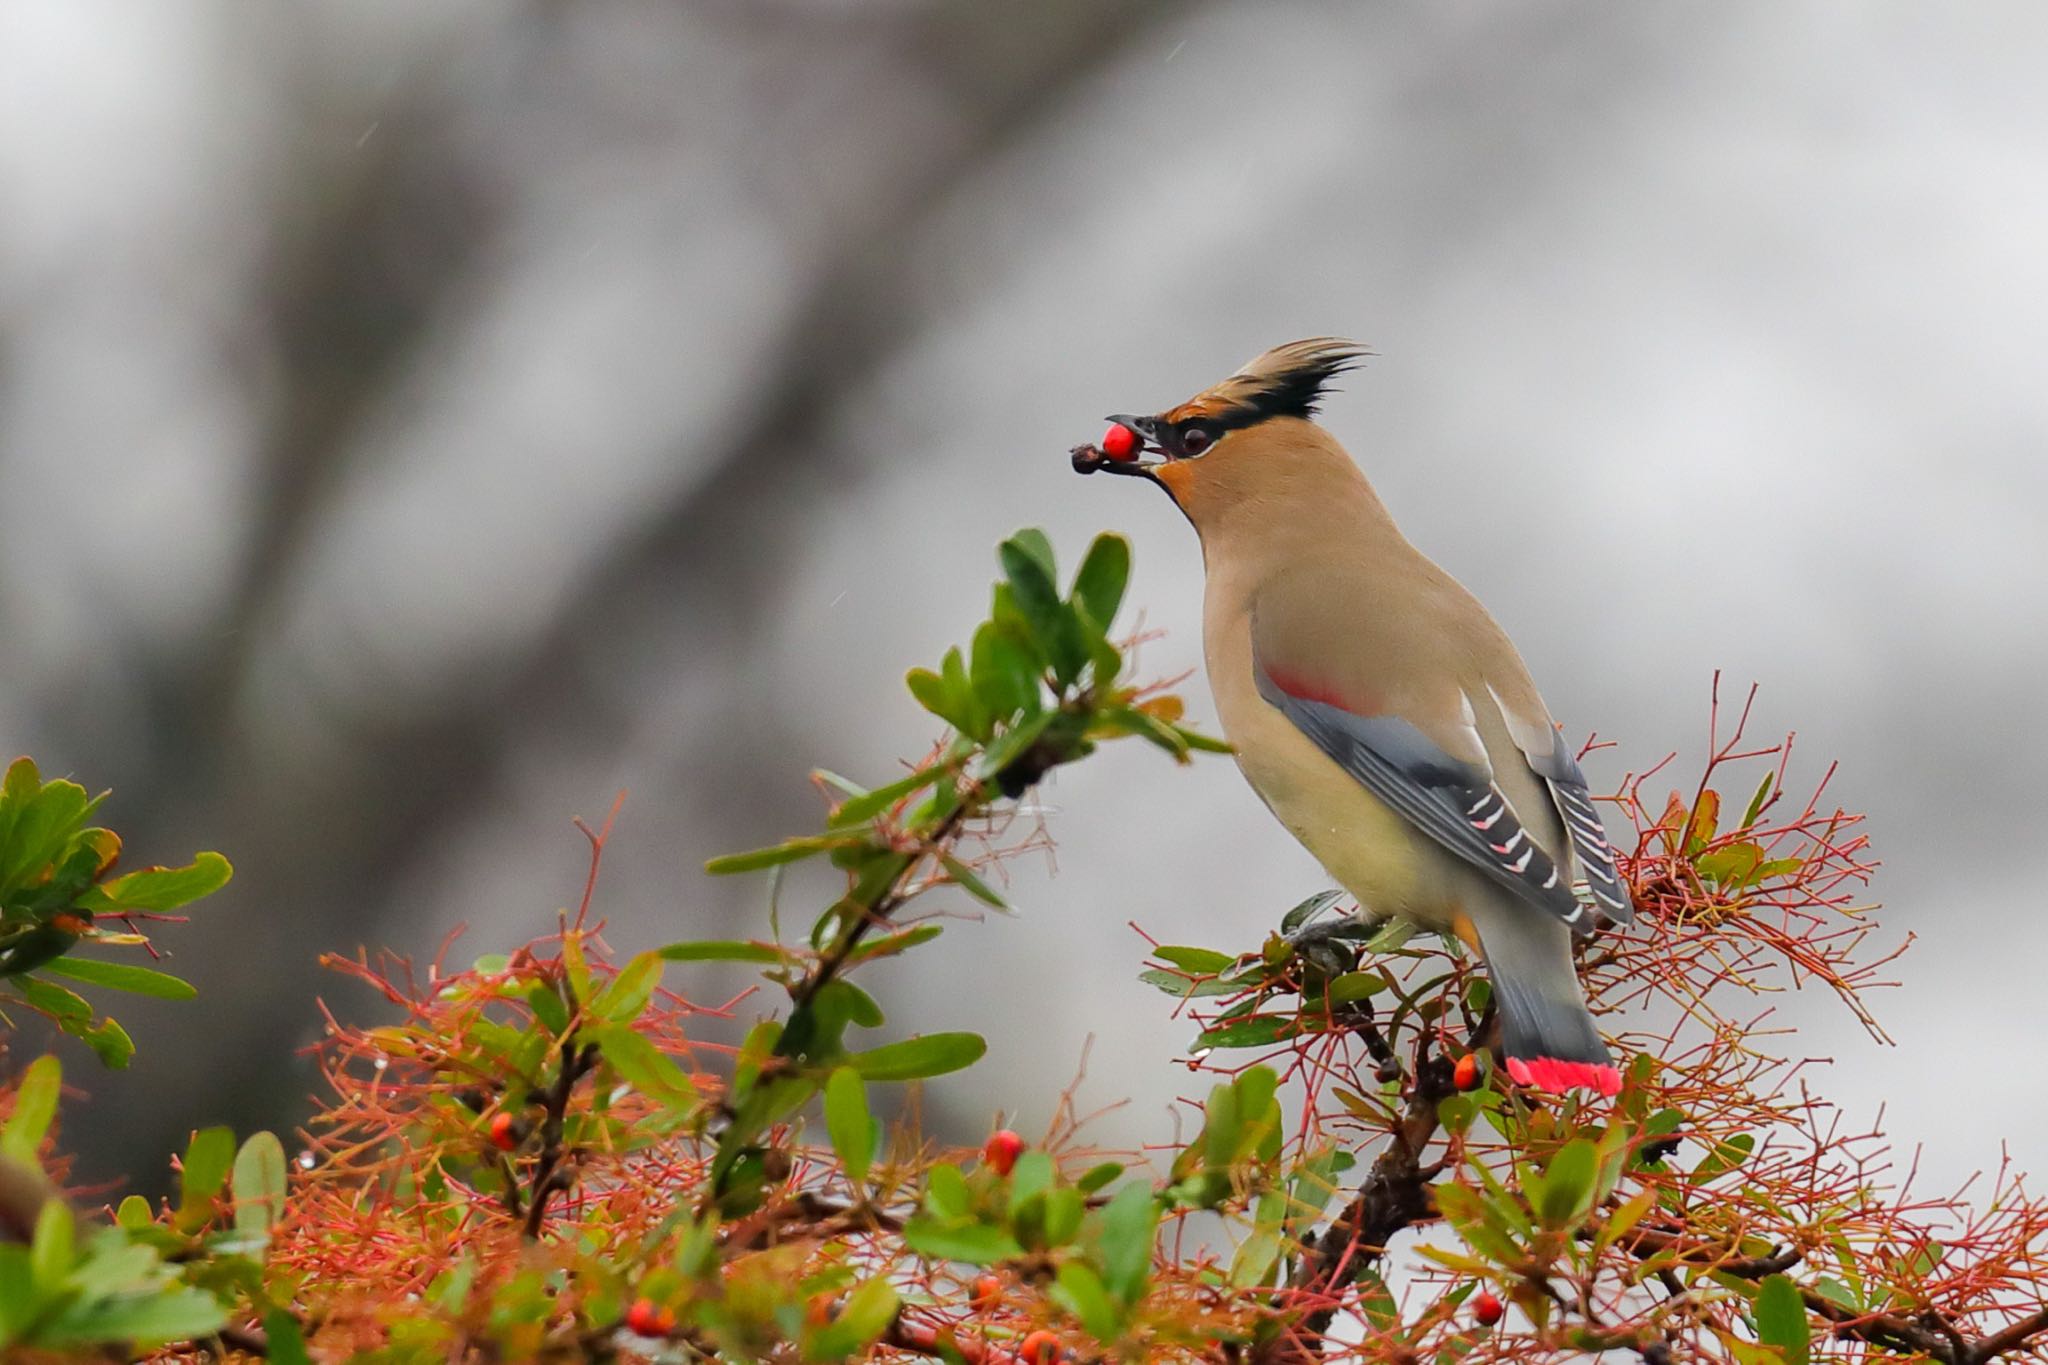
top-left (1202, 602), bottom-right (1455, 929)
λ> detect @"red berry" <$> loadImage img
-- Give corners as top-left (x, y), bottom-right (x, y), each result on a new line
top-left (488, 1112), bottom-right (520, 1151)
top-left (625, 1297), bottom-right (675, 1336)
top-left (1018, 1329), bottom-right (1061, 1363)
top-left (1472, 1290), bottom-right (1504, 1326)
top-left (1100, 422), bottom-right (1140, 462)
top-left (982, 1129), bottom-right (1025, 1176)
top-left (971, 1274), bottom-right (1003, 1309)
top-left (1454, 1053), bottom-right (1483, 1092)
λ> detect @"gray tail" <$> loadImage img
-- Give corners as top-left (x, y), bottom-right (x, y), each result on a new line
top-left (1466, 900), bottom-right (1619, 1096)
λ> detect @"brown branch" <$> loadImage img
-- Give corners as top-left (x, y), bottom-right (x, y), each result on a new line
top-left (1968, 1305), bottom-right (2048, 1364)
top-left (1254, 1030), bottom-right (1455, 1363)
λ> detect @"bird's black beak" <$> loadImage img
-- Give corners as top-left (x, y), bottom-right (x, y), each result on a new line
top-left (1071, 413), bottom-right (1166, 480)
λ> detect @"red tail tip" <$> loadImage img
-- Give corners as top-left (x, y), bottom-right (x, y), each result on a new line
top-left (1504, 1055), bottom-right (1621, 1097)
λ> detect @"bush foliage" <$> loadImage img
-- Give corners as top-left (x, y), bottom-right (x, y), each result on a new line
top-left (1, 531), bottom-right (2044, 1364)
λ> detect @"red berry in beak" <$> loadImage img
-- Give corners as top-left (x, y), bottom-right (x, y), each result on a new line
top-left (1454, 1053), bottom-right (1483, 1092)
top-left (1100, 422), bottom-right (1140, 462)
top-left (1472, 1290), bottom-right (1504, 1326)
top-left (982, 1129), bottom-right (1025, 1176)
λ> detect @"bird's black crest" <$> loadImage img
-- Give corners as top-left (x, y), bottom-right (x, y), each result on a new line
top-left (1171, 338), bottom-right (1370, 428)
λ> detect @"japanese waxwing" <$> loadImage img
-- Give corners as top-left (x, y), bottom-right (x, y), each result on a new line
top-left (1074, 339), bottom-right (1634, 1095)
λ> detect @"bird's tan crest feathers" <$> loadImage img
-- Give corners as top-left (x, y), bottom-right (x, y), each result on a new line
top-left (1163, 337), bottom-right (1370, 427)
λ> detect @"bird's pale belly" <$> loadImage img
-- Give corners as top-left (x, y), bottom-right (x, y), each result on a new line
top-left (1224, 694), bottom-right (1461, 932)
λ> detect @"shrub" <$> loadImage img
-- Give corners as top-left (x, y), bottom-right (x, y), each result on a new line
top-left (1, 531), bottom-right (2043, 1363)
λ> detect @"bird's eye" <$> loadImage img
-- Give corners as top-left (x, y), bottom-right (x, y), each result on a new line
top-left (1179, 424), bottom-right (1214, 457)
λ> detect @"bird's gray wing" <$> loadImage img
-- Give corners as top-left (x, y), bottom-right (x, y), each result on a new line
top-left (1516, 723), bottom-right (1634, 923)
top-left (1255, 660), bottom-right (1593, 934)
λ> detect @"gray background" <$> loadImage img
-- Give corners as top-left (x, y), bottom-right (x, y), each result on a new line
top-left (3, 2), bottom-right (2043, 1204)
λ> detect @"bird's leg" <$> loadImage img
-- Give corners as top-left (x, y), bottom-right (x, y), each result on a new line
top-left (1282, 912), bottom-right (1388, 952)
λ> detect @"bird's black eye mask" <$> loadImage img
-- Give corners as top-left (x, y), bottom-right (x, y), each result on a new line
top-left (1126, 415), bottom-right (1233, 460)
top-left (1073, 412), bottom-right (1253, 475)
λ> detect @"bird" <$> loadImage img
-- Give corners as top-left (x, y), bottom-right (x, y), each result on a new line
top-left (1074, 338), bottom-right (1634, 1095)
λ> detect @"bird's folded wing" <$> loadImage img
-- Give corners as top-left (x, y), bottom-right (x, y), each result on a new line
top-left (1503, 713), bottom-right (1635, 924)
top-left (1253, 657), bottom-right (1592, 933)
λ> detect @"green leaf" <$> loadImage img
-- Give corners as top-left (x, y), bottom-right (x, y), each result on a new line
top-left (1077, 1162), bottom-right (1125, 1195)
top-left (232, 1131), bottom-right (288, 1247)
top-left (1192, 1015), bottom-right (1297, 1051)
top-left (81, 1017), bottom-right (134, 1070)
top-left (43, 1287), bottom-right (229, 1348)
top-left (1053, 1260), bottom-right (1120, 1340)
top-left (1008, 528), bottom-right (1058, 583)
top-left (999, 536), bottom-right (1086, 686)
top-left (114, 1196), bottom-right (152, 1230)
top-left (81, 852), bottom-right (232, 913)
top-left (704, 836), bottom-right (851, 875)
top-left (1534, 1138), bottom-right (1598, 1230)
top-left (940, 855), bottom-right (1009, 910)
top-left (969, 621), bottom-right (1042, 720)
top-left (901, 1218), bottom-right (1024, 1265)
top-left (941, 645), bottom-right (990, 740)
top-left (1, 1055), bottom-right (60, 1163)
top-left (1280, 890), bottom-right (1345, 934)
top-left (1754, 1273), bottom-right (1810, 1365)
top-left (1069, 533), bottom-right (1132, 636)
top-left (849, 1032), bottom-right (986, 1082)
top-left (1326, 971), bottom-right (1386, 1005)
top-left (824, 1068), bottom-right (874, 1185)
top-left (846, 924), bottom-right (944, 965)
top-left (1694, 1132), bottom-right (1756, 1182)
top-left (29, 1199), bottom-right (72, 1294)
top-left (924, 1163), bottom-right (970, 1220)
top-left (829, 767), bottom-right (946, 828)
top-left (1740, 772), bottom-right (1774, 830)
top-left (656, 939), bottom-right (789, 964)
top-left (594, 1024), bottom-right (699, 1107)
top-left (263, 1309), bottom-right (315, 1365)
top-left (811, 1276), bottom-right (900, 1359)
top-left (176, 1126), bottom-right (236, 1233)
top-left (1153, 945), bottom-right (1236, 974)
top-left (35, 958), bottom-right (197, 1001)
top-left (1096, 1183), bottom-right (1158, 1303)
top-left (590, 951), bottom-right (663, 1023)
top-left (1136, 969), bottom-right (1238, 998)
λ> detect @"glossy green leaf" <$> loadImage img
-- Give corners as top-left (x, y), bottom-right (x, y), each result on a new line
top-left (901, 1218), bottom-right (1024, 1265)
top-left (1754, 1273), bottom-right (1810, 1365)
top-left (590, 951), bottom-right (663, 1023)
top-left (656, 939), bottom-right (789, 964)
top-left (704, 836), bottom-right (852, 875)
top-left (1153, 945), bottom-right (1235, 974)
top-left (824, 1068), bottom-right (874, 1185)
top-left (81, 852), bottom-right (232, 913)
top-left (1069, 533), bottom-right (1131, 635)
top-left (594, 1024), bottom-right (699, 1107)
top-left (36, 958), bottom-right (196, 1000)
top-left (1053, 1260), bottom-right (1120, 1340)
top-left (232, 1131), bottom-right (288, 1246)
top-left (1535, 1138), bottom-right (1598, 1230)
top-left (1096, 1182), bottom-right (1159, 1303)
top-left (849, 1032), bottom-right (986, 1082)
top-left (0, 1055), bottom-right (60, 1163)
top-left (176, 1126), bottom-right (236, 1232)
top-left (1192, 1015), bottom-right (1297, 1051)
top-left (941, 855), bottom-right (1008, 910)
top-left (829, 767), bottom-right (946, 828)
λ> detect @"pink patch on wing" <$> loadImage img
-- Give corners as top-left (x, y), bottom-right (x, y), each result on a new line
top-left (1265, 667), bottom-right (1374, 715)
top-left (1504, 1055), bottom-right (1621, 1098)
